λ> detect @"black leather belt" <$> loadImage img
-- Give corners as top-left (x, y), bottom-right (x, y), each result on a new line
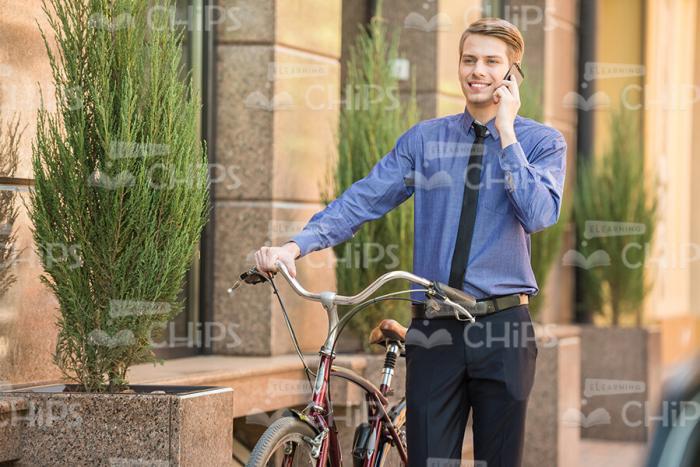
top-left (412, 293), bottom-right (529, 320)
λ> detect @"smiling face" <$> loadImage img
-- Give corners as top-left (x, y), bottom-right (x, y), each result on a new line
top-left (458, 34), bottom-right (512, 107)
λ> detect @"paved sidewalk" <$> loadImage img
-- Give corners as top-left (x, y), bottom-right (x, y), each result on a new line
top-left (579, 439), bottom-right (649, 467)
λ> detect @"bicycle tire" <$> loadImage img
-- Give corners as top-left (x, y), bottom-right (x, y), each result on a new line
top-left (374, 404), bottom-right (407, 467)
top-left (247, 416), bottom-right (319, 467)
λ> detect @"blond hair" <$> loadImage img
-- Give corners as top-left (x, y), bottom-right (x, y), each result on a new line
top-left (459, 18), bottom-right (525, 64)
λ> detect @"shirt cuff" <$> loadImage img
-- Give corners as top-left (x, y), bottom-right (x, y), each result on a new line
top-left (499, 142), bottom-right (529, 172)
top-left (290, 230), bottom-right (323, 258)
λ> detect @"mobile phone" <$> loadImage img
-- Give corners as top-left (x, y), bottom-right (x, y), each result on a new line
top-left (503, 62), bottom-right (525, 86)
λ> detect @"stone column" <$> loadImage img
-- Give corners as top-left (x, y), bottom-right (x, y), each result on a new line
top-left (511, 0), bottom-right (578, 324)
top-left (213, 0), bottom-right (342, 355)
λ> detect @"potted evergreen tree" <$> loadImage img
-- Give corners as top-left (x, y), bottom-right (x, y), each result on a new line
top-left (568, 106), bottom-right (660, 443)
top-left (0, 0), bottom-right (232, 464)
top-left (325, 4), bottom-right (419, 352)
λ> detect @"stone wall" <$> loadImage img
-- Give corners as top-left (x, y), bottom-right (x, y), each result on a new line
top-left (0, 0), bottom-right (62, 386)
top-left (212, 0), bottom-right (341, 356)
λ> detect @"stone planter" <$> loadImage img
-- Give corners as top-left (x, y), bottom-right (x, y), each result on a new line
top-left (0, 384), bottom-right (234, 466)
top-left (577, 325), bottom-right (662, 442)
top-left (523, 325), bottom-right (581, 467)
top-left (0, 396), bottom-right (27, 463)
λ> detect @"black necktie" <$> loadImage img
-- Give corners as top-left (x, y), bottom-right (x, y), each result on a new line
top-left (448, 122), bottom-right (489, 289)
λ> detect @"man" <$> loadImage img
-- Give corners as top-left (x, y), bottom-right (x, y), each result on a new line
top-left (255, 17), bottom-right (566, 467)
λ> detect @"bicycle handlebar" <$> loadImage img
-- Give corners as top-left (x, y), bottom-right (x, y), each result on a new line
top-left (276, 260), bottom-right (432, 305)
top-left (233, 261), bottom-right (478, 322)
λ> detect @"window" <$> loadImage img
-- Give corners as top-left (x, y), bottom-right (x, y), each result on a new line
top-left (482, 0), bottom-right (506, 19)
top-left (153, 0), bottom-right (206, 359)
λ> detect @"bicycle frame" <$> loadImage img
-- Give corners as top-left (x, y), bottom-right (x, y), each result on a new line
top-left (301, 296), bottom-right (408, 466)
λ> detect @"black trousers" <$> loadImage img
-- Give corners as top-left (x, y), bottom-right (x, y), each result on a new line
top-left (405, 305), bottom-right (538, 467)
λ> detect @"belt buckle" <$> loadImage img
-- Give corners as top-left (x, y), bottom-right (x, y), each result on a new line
top-left (472, 301), bottom-right (489, 316)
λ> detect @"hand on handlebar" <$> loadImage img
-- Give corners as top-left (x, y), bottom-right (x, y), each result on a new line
top-left (254, 242), bottom-right (300, 278)
top-left (238, 258), bottom-right (477, 322)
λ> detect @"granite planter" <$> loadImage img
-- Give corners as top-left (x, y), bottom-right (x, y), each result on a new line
top-left (0, 397), bottom-right (27, 463)
top-left (577, 325), bottom-right (662, 442)
top-left (0, 384), bottom-right (234, 466)
top-left (523, 325), bottom-right (581, 467)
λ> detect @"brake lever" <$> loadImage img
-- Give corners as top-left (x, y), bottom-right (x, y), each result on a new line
top-left (443, 297), bottom-right (476, 323)
top-left (426, 284), bottom-right (475, 323)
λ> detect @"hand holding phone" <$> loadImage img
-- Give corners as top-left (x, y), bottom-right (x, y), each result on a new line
top-left (494, 63), bottom-right (524, 142)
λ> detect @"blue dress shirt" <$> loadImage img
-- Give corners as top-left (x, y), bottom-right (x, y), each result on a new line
top-left (291, 108), bottom-right (567, 300)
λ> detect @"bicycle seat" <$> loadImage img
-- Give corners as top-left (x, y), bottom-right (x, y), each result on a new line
top-left (368, 319), bottom-right (407, 345)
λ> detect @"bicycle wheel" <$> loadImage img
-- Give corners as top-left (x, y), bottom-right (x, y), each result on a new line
top-left (374, 403), bottom-right (407, 467)
top-left (247, 416), bottom-right (318, 467)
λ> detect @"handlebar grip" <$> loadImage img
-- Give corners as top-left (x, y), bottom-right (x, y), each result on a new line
top-left (435, 282), bottom-right (476, 307)
top-left (240, 267), bottom-right (269, 285)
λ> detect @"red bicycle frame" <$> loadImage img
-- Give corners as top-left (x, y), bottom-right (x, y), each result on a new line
top-left (298, 349), bottom-right (408, 466)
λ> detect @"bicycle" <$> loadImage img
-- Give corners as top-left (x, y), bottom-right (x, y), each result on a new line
top-left (230, 260), bottom-right (477, 466)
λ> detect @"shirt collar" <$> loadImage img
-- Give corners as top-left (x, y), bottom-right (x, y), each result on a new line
top-left (462, 106), bottom-right (501, 141)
